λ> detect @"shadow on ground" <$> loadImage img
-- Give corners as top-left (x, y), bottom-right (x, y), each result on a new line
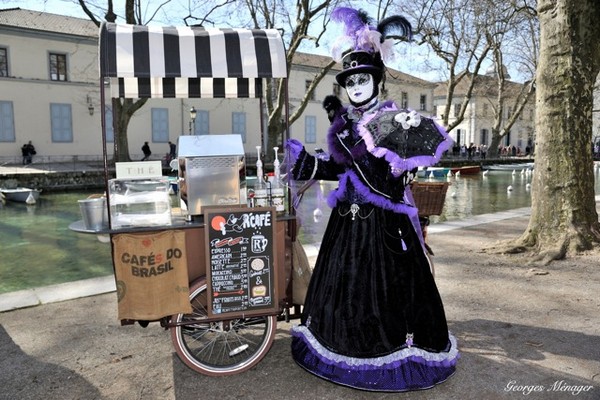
top-left (0, 325), bottom-right (102, 400)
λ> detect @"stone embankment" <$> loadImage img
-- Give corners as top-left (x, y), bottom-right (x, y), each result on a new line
top-left (0, 163), bottom-right (174, 191)
top-left (0, 170), bottom-right (105, 191)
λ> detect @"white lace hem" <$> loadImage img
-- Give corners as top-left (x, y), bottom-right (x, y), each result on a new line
top-left (292, 325), bottom-right (459, 367)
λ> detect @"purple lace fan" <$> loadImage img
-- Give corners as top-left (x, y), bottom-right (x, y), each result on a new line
top-left (365, 110), bottom-right (449, 160)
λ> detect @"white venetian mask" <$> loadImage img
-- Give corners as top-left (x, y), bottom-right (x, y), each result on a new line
top-left (345, 73), bottom-right (374, 105)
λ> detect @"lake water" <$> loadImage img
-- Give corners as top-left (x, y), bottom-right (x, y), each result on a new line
top-left (295, 167), bottom-right (600, 244)
top-left (2, 167), bottom-right (599, 294)
top-left (0, 191), bottom-right (114, 294)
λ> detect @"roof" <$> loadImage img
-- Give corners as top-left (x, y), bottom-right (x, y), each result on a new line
top-left (0, 7), bottom-right (98, 38)
top-left (434, 73), bottom-right (530, 98)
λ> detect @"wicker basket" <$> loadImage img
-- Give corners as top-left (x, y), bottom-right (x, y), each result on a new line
top-left (410, 182), bottom-right (449, 216)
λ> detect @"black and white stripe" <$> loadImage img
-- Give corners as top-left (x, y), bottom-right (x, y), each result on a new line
top-left (111, 77), bottom-right (262, 98)
top-left (99, 23), bottom-right (287, 86)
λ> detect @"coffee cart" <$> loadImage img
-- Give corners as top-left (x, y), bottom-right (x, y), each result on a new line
top-left (73, 22), bottom-right (300, 376)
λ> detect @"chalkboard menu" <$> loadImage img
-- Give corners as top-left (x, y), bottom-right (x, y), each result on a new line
top-left (204, 206), bottom-right (278, 317)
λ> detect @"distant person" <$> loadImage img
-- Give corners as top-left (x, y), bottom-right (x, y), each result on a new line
top-left (21, 144), bottom-right (28, 165)
top-left (168, 141), bottom-right (176, 159)
top-left (467, 142), bottom-right (475, 160)
top-left (480, 144), bottom-right (487, 159)
top-left (22, 141), bottom-right (36, 164)
top-left (141, 142), bottom-right (151, 161)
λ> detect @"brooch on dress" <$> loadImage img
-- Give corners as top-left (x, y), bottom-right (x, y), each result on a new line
top-left (337, 203), bottom-right (374, 221)
top-left (338, 129), bottom-right (350, 139)
top-left (405, 333), bottom-right (414, 348)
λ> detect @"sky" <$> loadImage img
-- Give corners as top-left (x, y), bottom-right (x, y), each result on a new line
top-left (0, 0), bottom-right (449, 82)
top-left (2, 0), bottom-right (88, 18)
top-left (0, 0), bottom-right (190, 25)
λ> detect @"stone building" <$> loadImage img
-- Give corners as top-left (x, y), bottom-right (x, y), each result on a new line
top-left (0, 7), bottom-right (437, 164)
top-left (433, 68), bottom-right (536, 154)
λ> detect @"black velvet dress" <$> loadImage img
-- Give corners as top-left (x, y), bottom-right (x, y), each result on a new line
top-left (290, 100), bottom-right (459, 391)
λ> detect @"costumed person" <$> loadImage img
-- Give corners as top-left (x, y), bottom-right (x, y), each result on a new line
top-left (288, 7), bottom-right (459, 392)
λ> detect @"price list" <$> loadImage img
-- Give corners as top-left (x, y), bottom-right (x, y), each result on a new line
top-left (205, 207), bottom-right (277, 316)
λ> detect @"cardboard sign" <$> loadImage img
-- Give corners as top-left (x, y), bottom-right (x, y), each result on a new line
top-left (204, 206), bottom-right (278, 317)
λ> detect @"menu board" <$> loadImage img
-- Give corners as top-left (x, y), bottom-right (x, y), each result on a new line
top-left (204, 206), bottom-right (278, 317)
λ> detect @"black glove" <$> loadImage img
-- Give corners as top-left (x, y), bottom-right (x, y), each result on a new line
top-left (322, 95), bottom-right (342, 122)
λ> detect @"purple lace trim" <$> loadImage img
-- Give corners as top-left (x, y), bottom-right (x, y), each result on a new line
top-left (327, 169), bottom-right (417, 217)
top-left (291, 326), bottom-right (459, 392)
top-left (354, 104), bottom-right (453, 173)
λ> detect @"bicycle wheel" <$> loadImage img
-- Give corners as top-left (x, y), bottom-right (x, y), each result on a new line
top-left (170, 277), bottom-right (277, 376)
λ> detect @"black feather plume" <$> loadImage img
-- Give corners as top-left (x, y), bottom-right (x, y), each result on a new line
top-left (377, 15), bottom-right (413, 42)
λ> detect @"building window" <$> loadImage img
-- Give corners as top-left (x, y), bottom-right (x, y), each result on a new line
top-left (0, 48), bottom-right (8, 77)
top-left (305, 80), bottom-right (315, 100)
top-left (456, 129), bottom-right (464, 146)
top-left (0, 101), bottom-right (15, 142)
top-left (305, 115), bottom-right (317, 143)
top-left (480, 129), bottom-right (488, 145)
top-left (454, 103), bottom-right (461, 117)
top-left (194, 110), bottom-right (209, 135)
top-left (482, 103), bottom-right (488, 117)
top-left (333, 83), bottom-right (341, 98)
top-left (50, 103), bottom-right (73, 142)
top-left (151, 108), bottom-right (169, 142)
top-left (49, 53), bottom-right (67, 81)
top-left (401, 92), bottom-right (408, 109)
top-left (419, 94), bottom-right (427, 111)
top-left (105, 106), bottom-right (114, 142)
top-left (232, 112), bottom-right (246, 142)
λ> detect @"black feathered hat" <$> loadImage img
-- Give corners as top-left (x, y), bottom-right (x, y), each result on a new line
top-left (331, 8), bottom-right (412, 87)
top-left (336, 51), bottom-right (384, 87)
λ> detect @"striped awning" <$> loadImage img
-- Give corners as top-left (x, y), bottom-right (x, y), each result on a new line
top-left (109, 77), bottom-right (262, 98)
top-left (99, 22), bottom-right (287, 98)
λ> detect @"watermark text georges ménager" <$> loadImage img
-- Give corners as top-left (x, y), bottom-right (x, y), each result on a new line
top-left (505, 380), bottom-right (594, 396)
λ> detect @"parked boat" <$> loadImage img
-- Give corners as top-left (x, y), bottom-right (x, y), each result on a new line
top-left (450, 165), bottom-right (481, 175)
top-left (0, 187), bottom-right (42, 204)
top-left (482, 162), bottom-right (534, 171)
top-left (416, 167), bottom-right (451, 178)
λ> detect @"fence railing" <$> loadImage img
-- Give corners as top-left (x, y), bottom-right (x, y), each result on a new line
top-left (0, 155), bottom-right (106, 173)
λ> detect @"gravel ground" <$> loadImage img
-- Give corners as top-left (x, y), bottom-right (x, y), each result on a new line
top-left (0, 214), bottom-right (598, 400)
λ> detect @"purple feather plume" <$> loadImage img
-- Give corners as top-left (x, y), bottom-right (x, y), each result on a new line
top-left (331, 7), bottom-right (373, 37)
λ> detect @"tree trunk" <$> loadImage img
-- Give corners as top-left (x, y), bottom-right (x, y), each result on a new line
top-left (510, 0), bottom-right (600, 263)
top-left (488, 131), bottom-right (503, 158)
top-left (112, 99), bottom-right (132, 162)
top-left (111, 98), bottom-right (148, 163)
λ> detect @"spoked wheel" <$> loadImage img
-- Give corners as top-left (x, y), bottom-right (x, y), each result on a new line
top-left (170, 277), bottom-right (277, 376)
